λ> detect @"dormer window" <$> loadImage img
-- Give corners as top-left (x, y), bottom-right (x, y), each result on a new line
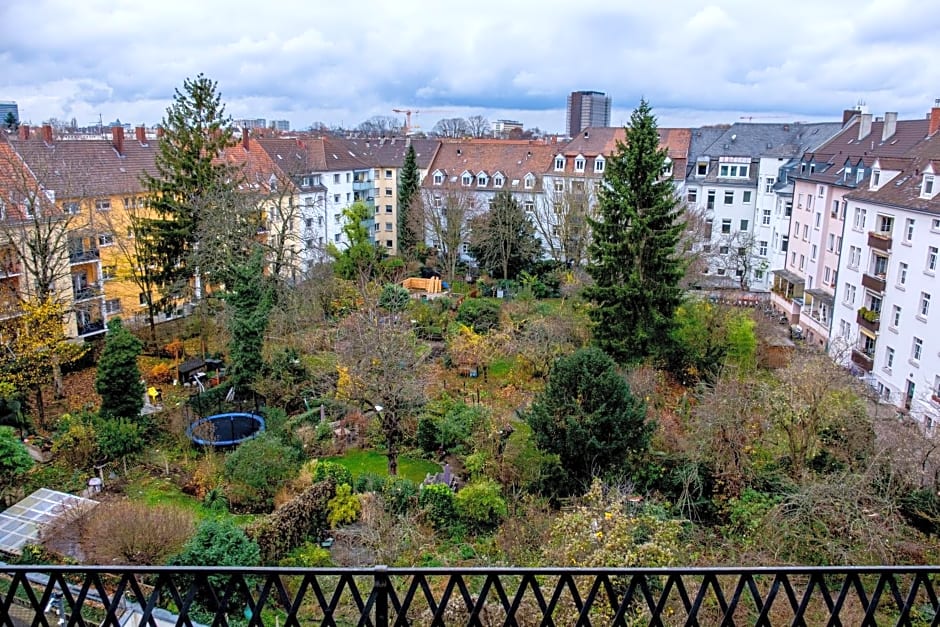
top-left (718, 163), bottom-right (748, 178)
top-left (524, 174), bottom-right (535, 189)
top-left (696, 161), bottom-right (708, 176)
top-left (871, 169), bottom-right (881, 189)
top-left (923, 174), bottom-right (936, 199)
top-left (433, 171), bottom-right (443, 185)
top-left (594, 158), bottom-right (605, 173)
top-left (554, 156), bottom-right (565, 171)
top-left (477, 173), bottom-right (488, 187)
top-left (574, 155), bottom-right (585, 172)
top-left (493, 174), bottom-right (504, 188)
top-left (662, 157), bottom-right (673, 177)
top-left (462, 172), bottom-right (473, 186)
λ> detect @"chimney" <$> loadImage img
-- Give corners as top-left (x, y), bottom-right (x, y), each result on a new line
top-left (111, 126), bottom-right (124, 155)
top-left (135, 125), bottom-right (147, 143)
top-left (242, 127), bottom-right (249, 151)
top-left (156, 126), bottom-right (165, 139)
top-left (857, 113), bottom-right (873, 140)
top-left (842, 109), bottom-right (858, 125)
top-left (17, 124), bottom-right (29, 140)
top-left (930, 103), bottom-right (940, 137)
top-left (882, 112), bottom-right (898, 141)
top-left (41, 124), bottom-right (53, 144)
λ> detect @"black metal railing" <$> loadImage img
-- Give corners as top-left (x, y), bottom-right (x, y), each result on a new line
top-left (3, 565), bottom-right (940, 626)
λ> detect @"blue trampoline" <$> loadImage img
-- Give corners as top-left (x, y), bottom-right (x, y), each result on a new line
top-left (186, 412), bottom-right (266, 447)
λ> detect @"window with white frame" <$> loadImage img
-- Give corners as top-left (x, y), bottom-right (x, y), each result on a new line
top-left (794, 221), bottom-right (800, 236)
top-left (740, 219), bottom-right (749, 231)
top-left (824, 266), bottom-right (831, 284)
top-left (871, 169), bottom-right (881, 188)
top-left (912, 337), bottom-right (924, 362)
top-left (724, 190), bottom-right (734, 204)
top-left (96, 198), bottom-right (111, 211)
top-left (687, 189), bottom-right (697, 203)
top-left (554, 156), bottom-right (564, 171)
top-left (853, 207), bottom-right (866, 230)
top-left (922, 174), bottom-right (935, 198)
top-left (433, 172), bottom-right (443, 185)
top-left (432, 195), bottom-right (442, 208)
top-left (762, 208), bottom-right (771, 225)
top-left (827, 233), bottom-right (835, 251)
top-left (594, 158), bottom-right (605, 173)
top-left (814, 212), bottom-right (822, 229)
top-left (920, 292), bottom-right (931, 318)
top-left (697, 162), bottom-right (708, 176)
top-left (104, 298), bottom-right (121, 314)
top-left (844, 283), bottom-right (856, 305)
top-left (493, 175), bottom-right (504, 188)
top-left (759, 240), bottom-right (768, 256)
top-left (898, 261), bottom-right (908, 285)
top-left (905, 218), bottom-right (915, 243)
top-left (891, 304), bottom-right (901, 328)
top-left (811, 244), bottom-right (818, 261)
top-left (477, 173), bottom-right (487, 186)
top-left (98, 233), bottom-right (114, 246)
top-left (719, 164), bottom-right (749, 178)
top-left (799, 254), bottom-right (805, 271)
top-left (554, 179), bottom-right (564, 192)
top-left (462, 173), bottom-right (472, 186)
top-left (885, 347), bottom-right (895, 370)
top-left (742, 190), bottom-right (752, 203)
top-left (721, 218), bottom-right (732, 233)
top-left (764, 177), bottom-right (775, 193)
top-left (523, 200), bottom-right (534, 213)
top-left (574, 156), bottom-right (585, 172)
top-left (928, 246), bottom-right (938, 273)
top-left (848, 246), bottom-right (861, 269)
top-left (524, 175), bottom-right (534, 189)
top-left (933, 218), bottom-right (940, 232)
top-left (802, 224), bottom-right (809, 240)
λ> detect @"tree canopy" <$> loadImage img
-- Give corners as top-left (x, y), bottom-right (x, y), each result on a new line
top-left (95, 318), bottom-right (145, 420)
top-left (584, 99), bottom-right (685, 363)
top-left (525, 346), bottom-right (650, 496)
top-left (397, 145), bottom-right (421, 259)
top-left (468, 191), bottom-right (542, 280)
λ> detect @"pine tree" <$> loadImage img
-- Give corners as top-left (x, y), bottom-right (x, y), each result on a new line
top-left (397, 144), bottom-right (420, 258)
top-left (584, 99), bottom-right (685, 363)
top-left (140, 74), bottom-right (239, 307)
top-left (95, 318), bottom-right (145, 420)
top-left (224, 246), bottom-right (274, 395)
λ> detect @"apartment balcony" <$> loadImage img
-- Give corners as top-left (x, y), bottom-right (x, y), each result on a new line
top-left (73, 282), bottom-right (103, 302)
top-left (0, 260), bottom-right (21, 277)
top-left (5, 565), bottom-right (940, 626)
top-left (77, 318), bottom-right (106, 336)
top-left (857, 307), bottom-right (881, 333)
top-left (851, 348), bottom-right (874, 372)
top-left (862, 272), bottom-right (886, 293)
top-left (868, 231), bottom-right (893, 252)
top-left (69, 248), bottom-right (100, 264)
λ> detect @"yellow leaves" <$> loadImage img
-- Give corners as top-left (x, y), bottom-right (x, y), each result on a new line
top-left (335, 366), bottom-right (352, 401)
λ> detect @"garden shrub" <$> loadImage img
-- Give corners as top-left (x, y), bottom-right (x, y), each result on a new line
top-left (147, 363), bottom-right (174, 384)
top-left (223, 433), bottom-right (301, 512)
top-left (278, 541), bottom-right (333, 567)
top-left (382, 476), bottom-right (418, 515)
top-left (327, 483), bottom-right (362, 527)
top-left (456, 298), bottom-right (501, 333)
top-left (355, 472), bottom-right (386, 494)
top-left (248, 479), bottom-right (336, 564)
top-left (416, 417), bottom-right (441, 455)
top-left (419, 483), bottom-right (457, 530)
top-left (454, 479), bottom-right (507, 532)
top-left (311, 460), bottom-right (354, 487)
top-left (52, 414), bottom-right (99, 469)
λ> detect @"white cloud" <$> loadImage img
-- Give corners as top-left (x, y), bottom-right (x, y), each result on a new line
top-left (3, 0), bottom-right (940, 133)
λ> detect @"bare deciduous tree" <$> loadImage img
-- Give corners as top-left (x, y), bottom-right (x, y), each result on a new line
top-left (466, 115), bottom-right (491, 138)
top-left (356, 116), bottom-right (404, 137)
top-left (533, 182), bottom-right (597, 266)
top-left (431, 118), bottom-right (470, 139)
top-left (419, 188), bottom-right (478, 284)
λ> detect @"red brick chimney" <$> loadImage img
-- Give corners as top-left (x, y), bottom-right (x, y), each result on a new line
top-left (41, 124), bottom-right (53, 144)
top-left (111, 126), bottom-right (124, 155)
top-left (930, 104), bottom-right (940, 137)
top-left (242, 127), bottom-right (249, 151)
top-left (17, 124), bottom-right (29, 140)
top-left (156, 126), bottom-right (165, 139)
top-left (135, 126), bottom-right (147, 143)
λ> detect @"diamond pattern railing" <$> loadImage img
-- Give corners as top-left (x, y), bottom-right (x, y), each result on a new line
top-left (2, 565), bottom-right (940, 626)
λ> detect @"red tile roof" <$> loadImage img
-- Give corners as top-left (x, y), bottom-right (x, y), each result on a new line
top-left (424, 139), bottom-right (555, 191)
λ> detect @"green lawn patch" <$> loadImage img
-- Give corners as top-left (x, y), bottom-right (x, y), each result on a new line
top-left (322, 449), bottom-right (440, 484)
top-left (488, 358), bottom-right (513, 379)
top-left (126, 474), bottom-right (254, 524)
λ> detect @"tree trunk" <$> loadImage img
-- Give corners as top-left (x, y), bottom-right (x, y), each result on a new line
top-left (34, 386), bottom-right (45, 429)
top-left (387, 444), bottom-right (399, 476)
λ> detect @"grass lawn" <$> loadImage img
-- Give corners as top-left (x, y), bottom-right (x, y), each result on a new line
top-left (323, 449), bottom-right (441, 484)
top-left (126, 474), bottom-right (255, 524)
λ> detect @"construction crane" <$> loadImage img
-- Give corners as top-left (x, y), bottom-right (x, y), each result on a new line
top-left (392, 108), bottom-right (453, 135)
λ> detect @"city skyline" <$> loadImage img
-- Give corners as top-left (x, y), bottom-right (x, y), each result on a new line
top-left (4, 0), bottom-right (940, 133)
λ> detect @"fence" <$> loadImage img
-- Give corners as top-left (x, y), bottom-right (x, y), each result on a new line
top-left (2, 565), bottom-right (940, 625)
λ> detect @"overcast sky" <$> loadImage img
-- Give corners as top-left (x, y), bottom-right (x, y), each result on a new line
top-left (4, 0), bottom-right (940, 133)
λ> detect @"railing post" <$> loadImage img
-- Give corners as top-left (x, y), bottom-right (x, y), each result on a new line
top-left (374, 565), bottom-right (388, 627)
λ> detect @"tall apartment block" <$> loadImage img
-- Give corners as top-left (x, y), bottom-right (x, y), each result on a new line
top-left (566, 91), bottom-right (611, 137)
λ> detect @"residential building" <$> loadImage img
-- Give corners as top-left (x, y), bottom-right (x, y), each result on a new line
top-left (269, 120), bottom-right (290, 132)
top-left (566, 91), bottom-right (611, 138)
top-left (777, 110), bottom-right (930, 347)
top-left (685, 121), bottom-right (843, 292)
top-left (492, 120), bottom-right (524, 138)
top-left (829, 110), bottom-right (940, 425)
top-left (0, 101), bottom-right (18, 126)
top-left (336, 138), bottom-right (439, 254)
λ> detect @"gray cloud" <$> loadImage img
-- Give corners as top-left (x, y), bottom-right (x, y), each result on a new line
top-left (3, 0), bottom-right (940, 132)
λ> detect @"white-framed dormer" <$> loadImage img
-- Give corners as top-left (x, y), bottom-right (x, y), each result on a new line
top-left (594, 156), bottom-right (605, 174)
top-left (432, 169), bottom-right (444, 185)
top-left (662, 157), bottom-right (673, 178)
top-left (869, 158), bottom-right (901, 191)
top-left (461, 170), bottom-right (473, 186)
top-left (922, 164), bottom-right (938, 200)
top-left (554, 155), bottom-right (565, 171)
top-left (718, 157), bottom-right (749, 178)
top-left (523, 173), bottom-right (535, 190)
top-left (493, 172), bottom-right (505, 188)
top-left (476, 171), bottom-right (489, 187)
top-left (574, 154), bottom-right (585, 173)
top-left (695, 158), bottom-right (709, 177)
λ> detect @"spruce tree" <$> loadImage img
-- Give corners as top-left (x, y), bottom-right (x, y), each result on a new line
top-left (141, 74), bottom-right (238, 307)
top-left (224, 246), bottom-right (274, 395)
top-left (397, 144), bottom-right (420, 258)
top-left (95, 318), bottom-right (145, 420)
top-left (584, 99), bottom-right (685, 363)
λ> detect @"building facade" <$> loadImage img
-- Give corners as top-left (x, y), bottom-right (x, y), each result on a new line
top-left (566, 91), bottom-right (611, 138)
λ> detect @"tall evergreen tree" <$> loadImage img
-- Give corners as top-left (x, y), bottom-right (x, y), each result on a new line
top-left (95, 318), bottom-right (145, 420)
top-left (397, 144), bottom-right (420, 258)
top-left (140, 74), bottom-right (239, 308)
top-left (583, 100), bottom-right (685, 363)
top-left (224, 246), bottom-right (274, 395)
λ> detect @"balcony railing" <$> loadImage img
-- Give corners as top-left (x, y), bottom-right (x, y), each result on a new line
top-left (3, 565), bottom-right (940, 625)
top-left (852, 348), bottom-right (874, 372)
top-left (73, 282), bottom-right (103, 301)
top-left (857, 307), bottom-right (881, 332)
top-left (76, 319), bottom-right (105, 336)
top-left (862, 272), bottom-right (886, 293)
top-left (868, 230), bottom-right (893, 251)
top-left (69, 248), bottom-right (100, 264)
